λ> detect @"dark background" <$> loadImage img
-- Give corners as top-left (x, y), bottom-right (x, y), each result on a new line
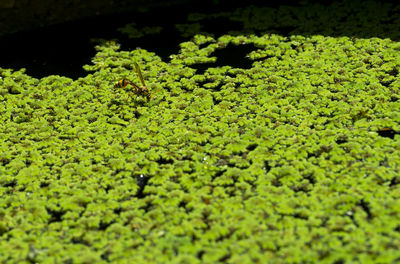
top-left (0, 0), bottom-right (398, 79)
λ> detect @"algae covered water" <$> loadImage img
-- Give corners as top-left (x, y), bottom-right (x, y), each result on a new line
top-left (1, 1), bottom-right (400, 263)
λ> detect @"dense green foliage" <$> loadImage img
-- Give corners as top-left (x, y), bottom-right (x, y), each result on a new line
top-left (1, 1), bottom-right (400, 263)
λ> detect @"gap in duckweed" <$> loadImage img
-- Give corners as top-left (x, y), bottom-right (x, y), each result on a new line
top-left (46, 208), bottom-right (65, 224)
top-left (189, 43), bottom-right (255, 74)
top-left (136, 174), bottom-right (149, 198)
top-left (390, 177), bottom-right (400, 187)
top-left (377, 128), bottom-right (399, 139)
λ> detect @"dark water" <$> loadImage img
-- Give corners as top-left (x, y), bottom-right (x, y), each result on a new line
top-left (0, 0), bottom-right (398, 79)
top-left (0, 0), bottom-right (260, 79)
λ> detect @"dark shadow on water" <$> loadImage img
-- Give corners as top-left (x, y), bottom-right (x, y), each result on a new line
top-left (189, 43), bottom-right (255, 74)
top-left (0, 0), bottom-right (398, 79)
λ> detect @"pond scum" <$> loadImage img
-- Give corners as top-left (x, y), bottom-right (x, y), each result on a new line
top-left (1, 1), bottom-right (400, 263)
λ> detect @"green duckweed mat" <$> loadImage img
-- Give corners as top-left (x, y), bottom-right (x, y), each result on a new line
top-left (1, 1), bottom-right (400, 263)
